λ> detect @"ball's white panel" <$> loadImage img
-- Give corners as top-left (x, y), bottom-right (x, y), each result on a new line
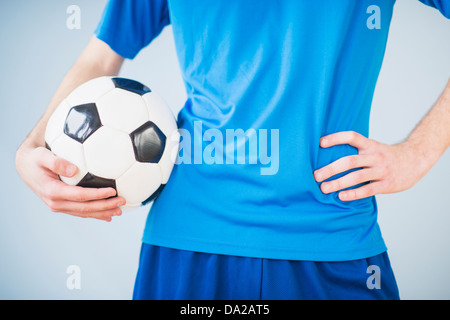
top-left (96, 88), bottom-right (149, 133)
top-left (116, 162), bottom-right (162, 206)
top-left (66, 76), bottom-right (115, 107)
top-left (49, 134), bottom-right (87, 186)
top-left (45, 99), bottom-right (72, 146)
top-left (159, 129), bottom-right (180, 184)
top-left (142, 92), bottom-right (177, 137)
top-left (83, 126), bottom-right (135, 179)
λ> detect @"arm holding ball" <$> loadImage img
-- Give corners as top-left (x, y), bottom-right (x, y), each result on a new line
top-left (15, 37), bottom-right (127, 221)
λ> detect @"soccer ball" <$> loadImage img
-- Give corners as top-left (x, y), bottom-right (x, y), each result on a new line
top-left (44, 76), bottom-right (179, 207)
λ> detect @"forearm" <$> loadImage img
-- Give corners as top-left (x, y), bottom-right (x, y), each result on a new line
top-left (20, 36), bottom-right (124, 150)
top-left (403, 78), bottom-right (450, 175)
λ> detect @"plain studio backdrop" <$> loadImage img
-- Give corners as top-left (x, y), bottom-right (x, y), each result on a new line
top-left (0, 0), bottom-right (449, 300)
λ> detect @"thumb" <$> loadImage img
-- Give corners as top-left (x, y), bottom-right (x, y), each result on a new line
top-left (38, 148), bottom-right (78, 177)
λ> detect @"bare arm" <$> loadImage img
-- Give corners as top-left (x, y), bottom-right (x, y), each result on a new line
top-left (15, 36), bottom-right (127, 221)
top-left (314, 78), bottom-right (450, 201)
top-left (23, 36), bottom-right (124, 149)
top-left (403, 79), bottom-right (450, 174)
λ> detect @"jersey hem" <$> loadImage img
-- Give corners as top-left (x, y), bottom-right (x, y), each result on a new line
top-left (141, 233), bottom-right (388, 262)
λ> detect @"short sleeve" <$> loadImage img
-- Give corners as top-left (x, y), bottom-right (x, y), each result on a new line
top-left (418, 0), bottom-right (450, 18)
top-left (94, 0), bottom-right (170, 59)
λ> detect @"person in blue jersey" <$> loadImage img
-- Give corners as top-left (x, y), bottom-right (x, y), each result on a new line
top-left (16, 0), bottom-right (450, 299)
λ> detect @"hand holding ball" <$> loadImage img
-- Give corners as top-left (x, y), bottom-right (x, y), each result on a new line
top-left (45, 77), bottom-right (179, 207)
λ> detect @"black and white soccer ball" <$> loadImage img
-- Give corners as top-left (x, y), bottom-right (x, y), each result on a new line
top-left (45, 76), bottom-right (179, 207)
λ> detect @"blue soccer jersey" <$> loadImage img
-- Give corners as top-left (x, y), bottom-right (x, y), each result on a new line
top-left (95, 0), bottom-right (449, 261)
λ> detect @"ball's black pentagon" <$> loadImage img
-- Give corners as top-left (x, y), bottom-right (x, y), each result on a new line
top-left (142, 184), bottom-right (165, 205)
top-left (130, 121), bottom-right (166, 163)
top-left (77, 172), bottom-right (117, 192)
top-left (64, 103), bottom-right (102, 143)
top-left (112, 77), bottom-right (151, 96)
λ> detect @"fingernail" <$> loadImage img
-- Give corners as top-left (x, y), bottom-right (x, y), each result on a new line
top-left (321, 183), bottom-right (330, 193)
top-left (66, 165), bottom-right (77, 176)
top-left (320, 138), bottom-right (328, 147)
top-left (314, 171), bottom-right (322, 181)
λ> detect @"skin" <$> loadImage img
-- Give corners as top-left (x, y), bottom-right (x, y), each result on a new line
top-left (15, 37), bottom-right (126, 222)
top-left (314, 79), bottom-right (450, 201)
top-left (15, 35), bottom-right (449, 220)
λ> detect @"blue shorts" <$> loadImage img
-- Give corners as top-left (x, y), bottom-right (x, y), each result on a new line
top-left (133, 244), bottom-right (400, 300)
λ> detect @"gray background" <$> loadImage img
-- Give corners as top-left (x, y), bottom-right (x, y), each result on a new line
top-left (0, 0), bottom-right (449, 299)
